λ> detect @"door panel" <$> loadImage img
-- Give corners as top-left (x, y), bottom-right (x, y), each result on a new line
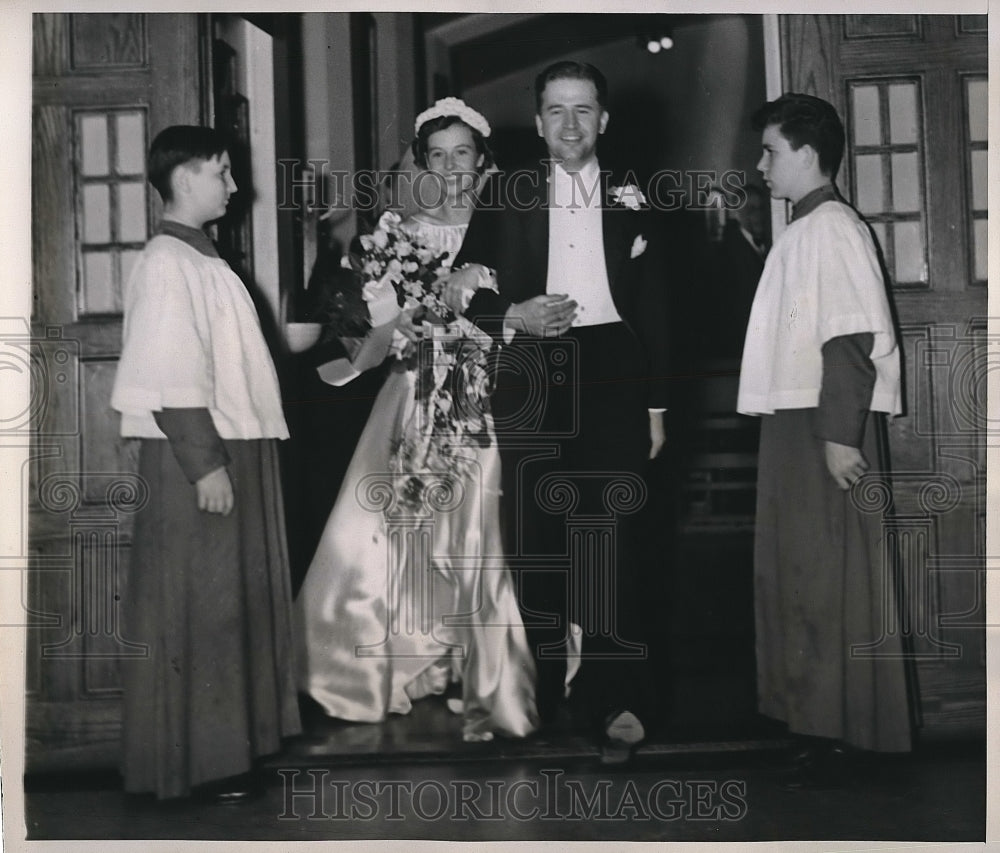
top-left (783, 13), bottom-right (987, 736)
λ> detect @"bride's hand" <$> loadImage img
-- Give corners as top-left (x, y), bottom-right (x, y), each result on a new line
top-left (443, 266), bottom-right (485, 315)
top-left (395, 307), bottom-right (423, 342)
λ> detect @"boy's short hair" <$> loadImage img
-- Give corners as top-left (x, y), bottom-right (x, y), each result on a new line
top-left (752, 93), bottom-right (845, 179)
top-left (534, 61), bottom-right (608, 112)
top-left (148, 125), bottom-right (230, 203)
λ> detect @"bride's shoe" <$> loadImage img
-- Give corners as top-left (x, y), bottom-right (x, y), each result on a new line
top-left (446, 695), bottom-right (495, 741)
top-left (462, 729), bottom-right (494, 743)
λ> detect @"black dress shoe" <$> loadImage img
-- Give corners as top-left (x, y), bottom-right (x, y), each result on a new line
top-left (600, 710), bottom-right (645, 765)
top-left (779, 742), bottom-right (852, 790)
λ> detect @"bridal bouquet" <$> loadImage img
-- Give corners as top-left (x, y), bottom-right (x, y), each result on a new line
top-left (324, 210), bottom-right (453, 339)
top-left (319, 210), bottom-right (495, 498)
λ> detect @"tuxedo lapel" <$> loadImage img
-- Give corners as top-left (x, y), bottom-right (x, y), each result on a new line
top-left (602, 178), bottom-right (629, 291)
top-left (523, 166), bottom-right (550, 294)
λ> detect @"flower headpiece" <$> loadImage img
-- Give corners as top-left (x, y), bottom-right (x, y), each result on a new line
top-left (414, 97), bottom-right (492, 138)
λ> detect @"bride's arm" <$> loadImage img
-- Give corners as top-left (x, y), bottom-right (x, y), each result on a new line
top-left (394, 306), bottom-right (422, 342)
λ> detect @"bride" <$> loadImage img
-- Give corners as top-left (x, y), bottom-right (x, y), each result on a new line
top-left (296, 99), bottom-right (538, 742)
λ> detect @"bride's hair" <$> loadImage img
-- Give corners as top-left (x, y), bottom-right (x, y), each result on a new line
top-left (411, 115), bottom-right (495, 174)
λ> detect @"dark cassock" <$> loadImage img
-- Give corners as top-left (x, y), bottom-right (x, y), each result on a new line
top-left (737, 184), bottom-right (912, 753)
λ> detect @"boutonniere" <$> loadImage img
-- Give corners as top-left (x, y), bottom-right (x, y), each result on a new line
top-left (609, 184), bottom-right (646, 210)
top-left (630, 235), bottom-right (647, 259)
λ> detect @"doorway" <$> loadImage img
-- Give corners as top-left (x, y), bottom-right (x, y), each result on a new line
top-left (411, 12), bottom-right (771, 739)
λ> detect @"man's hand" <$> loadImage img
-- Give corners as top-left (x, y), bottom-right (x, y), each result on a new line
top-left (443, 265), bottom-right (486, 315)
top-left (824, 440), bottom-right (868, 490)
top-left (648, 410), bottom-right (666, 460)
top-left (505, 294), bottom-right (578, 337)
top-left (196, 466), bottom-right (234, 515)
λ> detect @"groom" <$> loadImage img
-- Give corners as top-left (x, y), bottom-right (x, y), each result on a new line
top-left (449, 61), bottom-right (669, 760)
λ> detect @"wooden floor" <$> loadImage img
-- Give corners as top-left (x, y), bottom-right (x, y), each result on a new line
top-left (22, 715), bottom-right (986, 843)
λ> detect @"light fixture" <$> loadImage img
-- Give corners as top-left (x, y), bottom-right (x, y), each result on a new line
top-left (638, 22), bottom-right (674, 54)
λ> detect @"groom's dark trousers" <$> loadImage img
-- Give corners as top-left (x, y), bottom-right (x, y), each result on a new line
top-left (491, 321), bottom-right (652, 726)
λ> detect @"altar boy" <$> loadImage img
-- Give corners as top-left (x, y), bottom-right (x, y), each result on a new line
top-left (111, 126), bottom-right (300, 801)
top-left (737, 94), bottom-right (911, 787)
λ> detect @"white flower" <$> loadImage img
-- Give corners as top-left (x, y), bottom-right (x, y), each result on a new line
top-left (610, 184), bottom-right (646, 210)
top-left (378, 210), bottom-right (402, 229)
top-left (371, 229), bottom-right (390, 249)
top-left (402, 260), bottom-right (419, 274)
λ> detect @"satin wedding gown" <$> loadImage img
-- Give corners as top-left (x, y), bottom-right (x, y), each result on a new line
top-left (296, 216), bottom-right (538, 741)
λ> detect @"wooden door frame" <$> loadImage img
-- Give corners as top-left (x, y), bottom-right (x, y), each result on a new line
top-left (761, 14), bottom-right (788, 243)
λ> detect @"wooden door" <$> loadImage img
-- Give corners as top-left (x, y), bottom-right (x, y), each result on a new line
top-left (782, 13), bottom-right (987, 737)
top-left (28, 13), bottom-right (206, 772)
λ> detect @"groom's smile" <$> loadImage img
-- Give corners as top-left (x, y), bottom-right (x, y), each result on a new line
top-left (535, 77), bottom-right (609, 171)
